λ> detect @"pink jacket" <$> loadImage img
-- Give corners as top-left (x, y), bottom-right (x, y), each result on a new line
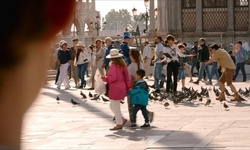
top-left (102, 63), bottom-right (130, 100)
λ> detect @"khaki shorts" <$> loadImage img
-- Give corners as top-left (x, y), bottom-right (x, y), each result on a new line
top-left (219, 68), bottom-right (235, 86)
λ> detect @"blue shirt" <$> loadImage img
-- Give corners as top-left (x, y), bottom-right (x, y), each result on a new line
top-left (120, 42), bottom-right (131, 65)
top-left (236, 47), bottom-right (246, 64)
top-left (154, 43), bottom-right (164, 63)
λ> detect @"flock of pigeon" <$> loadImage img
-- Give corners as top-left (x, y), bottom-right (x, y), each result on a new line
top-left (55, 86), bottom-right (249, 111)
top-left (56, 91), bottom-right (124, 106)
top-left (148, 85), bottom-right (248, 111)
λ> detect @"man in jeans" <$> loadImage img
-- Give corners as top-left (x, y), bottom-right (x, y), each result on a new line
top-left (152, 36), bottom-right (167, 93)
top-left (190, 41), bottom-right (198, 76)
top-left (193, 38), bottom-right (212, 85)
top-left (233, 41), bottom-right (247, 82)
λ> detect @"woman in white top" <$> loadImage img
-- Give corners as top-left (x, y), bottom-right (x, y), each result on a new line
top-left (89, 39), bottom-right (105, 90)
top-left (163, 35), bottom-right (193, 92)
top-left (75, 41), bottom-right (91, 88)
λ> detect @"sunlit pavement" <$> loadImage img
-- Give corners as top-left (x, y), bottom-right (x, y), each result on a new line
top-left (21, 75), bottom-right (250, 150)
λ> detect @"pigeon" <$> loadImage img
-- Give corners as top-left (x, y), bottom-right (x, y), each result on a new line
top-left (199, 97), bottom-right (203, 102)
top-left (223, 102), bottom-right (229, 111)
top-left (71, 99), bottom-right (80, 105)
top-left (101, 96), bottom-right (110, 102)
top-left (239, 95), bottom-right (247, 102)
top-left (89, 92), bottom-right (93, 97)
top-left (164, 101), bottom-right (169, 108)
top-left (225, 88), bottom-right (233, 96)
top-left (56, 96), bottom-right (60, 103)
top-left (205, 99), bottom-right (211, 106)
top-left (91, 94), bottom-right (100, 101)
top-left (80, 91), bottom-right (87, 99)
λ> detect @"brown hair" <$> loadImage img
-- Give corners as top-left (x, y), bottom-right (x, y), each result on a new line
top-left (166, 34), bottom-right (175, 41)
top-left (130, 49), bottom-right (141, 70)
top-left (111, 57), bottom-right (126, 68)
top-left (178, 44), bottom-right (185, 49)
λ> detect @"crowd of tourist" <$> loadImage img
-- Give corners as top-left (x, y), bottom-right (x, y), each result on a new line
top-left (53, 33), bottom-right (248, 130)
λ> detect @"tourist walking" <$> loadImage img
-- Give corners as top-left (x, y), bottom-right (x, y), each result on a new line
top-left (102, 49), bottom-right (130, 130)
top-left (56, 41), bottom-right (71, 90)
top-left (75, 41), bottom-right (91, 88)
top-left (127, 69), bottom-right (150, 128)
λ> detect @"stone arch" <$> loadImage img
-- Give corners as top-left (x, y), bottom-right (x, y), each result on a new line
top-left (73, 15), bottom-right (82, 35)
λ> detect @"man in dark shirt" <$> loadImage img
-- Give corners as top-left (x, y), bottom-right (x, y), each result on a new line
top-left (120, 35), bottom-right (131, 65)
top-left (104, 37), bottom-right (114, 71)
top-left (191, 41), bottom-right (198, 76)
top-left (193, 38), bottom-right (212, 85)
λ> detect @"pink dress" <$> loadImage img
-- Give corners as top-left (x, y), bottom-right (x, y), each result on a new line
top-left (102, 63), bottom-right (130, 100)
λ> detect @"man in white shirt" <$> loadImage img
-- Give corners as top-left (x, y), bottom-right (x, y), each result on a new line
top-left (152, 36), bottom-right (167, 93)
top-left (143, 41), bottom-right (152, 79)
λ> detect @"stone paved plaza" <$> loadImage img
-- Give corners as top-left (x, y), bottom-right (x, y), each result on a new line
top-left (21, 75), bottom-right (250, 150)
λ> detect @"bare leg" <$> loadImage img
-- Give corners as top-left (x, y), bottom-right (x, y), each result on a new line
top-left (219, 82), bottom-right (225, 93)
top-left (229, 84), bottom-right (237, 94)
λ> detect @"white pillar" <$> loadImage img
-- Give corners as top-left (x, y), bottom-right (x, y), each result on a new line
top-left (227, 0), bottom-right (234, 33)
top-left (157, 0), bottom-right (167, 35)
top-left (176, 0), bottom-right (182, 34)
top-left (195, 0), bottom-right (202, 35)
top-left (92, 0), bottom-right (95, 10)
top-left (149, 0), bottom-right (155, 34)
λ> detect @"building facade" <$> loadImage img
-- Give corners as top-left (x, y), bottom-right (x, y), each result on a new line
top-left (157, 0), bottom-right (250, 48)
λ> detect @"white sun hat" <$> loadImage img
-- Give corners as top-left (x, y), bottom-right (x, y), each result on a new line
top-left (106, 49), bottom-right (123, 58)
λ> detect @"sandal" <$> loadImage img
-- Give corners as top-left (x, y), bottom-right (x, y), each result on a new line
top-left (109, 125), bottom-right (122, 130)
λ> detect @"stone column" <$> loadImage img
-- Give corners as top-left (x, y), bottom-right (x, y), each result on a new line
top-left (176, 0), bottom-right (182, 34)
top-left (168, 0), bottom-right (174, 33)
top-left (149, 0), bottom-right (155, 35)
top-left (86, 0), bottom-right (89, 10)
top-left (227, 0), bottom-right (234, 34)
top-left (195, 0), bottom-right (202, 35)
top-left (92, 0), bottom-right (95, 10)
top-left (248, 2), bottom-right (250, 34)
top-left (157, 0), bottom-right (166, 36)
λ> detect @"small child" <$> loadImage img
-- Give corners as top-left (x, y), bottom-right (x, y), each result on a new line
top-left (127, 69), bottom-right (150, 128)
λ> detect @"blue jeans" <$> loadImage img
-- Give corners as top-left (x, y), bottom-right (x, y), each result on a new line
top-left (178, 69), bottom-right (186, 80)
top-left (131, 104), bottom-right (149, 124)
top-left (210, 62), bottom-right (219, 80)
top-left (153, 63), bottom-right (166, 89)
top-left (191, 59), bottom-right (197, 76)
top-left (77, 63), bottom-right (88, 86)
top-left (198, 62), bottom-right (212, 83)
top-left (233, 62), bottom-right (246, 81)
